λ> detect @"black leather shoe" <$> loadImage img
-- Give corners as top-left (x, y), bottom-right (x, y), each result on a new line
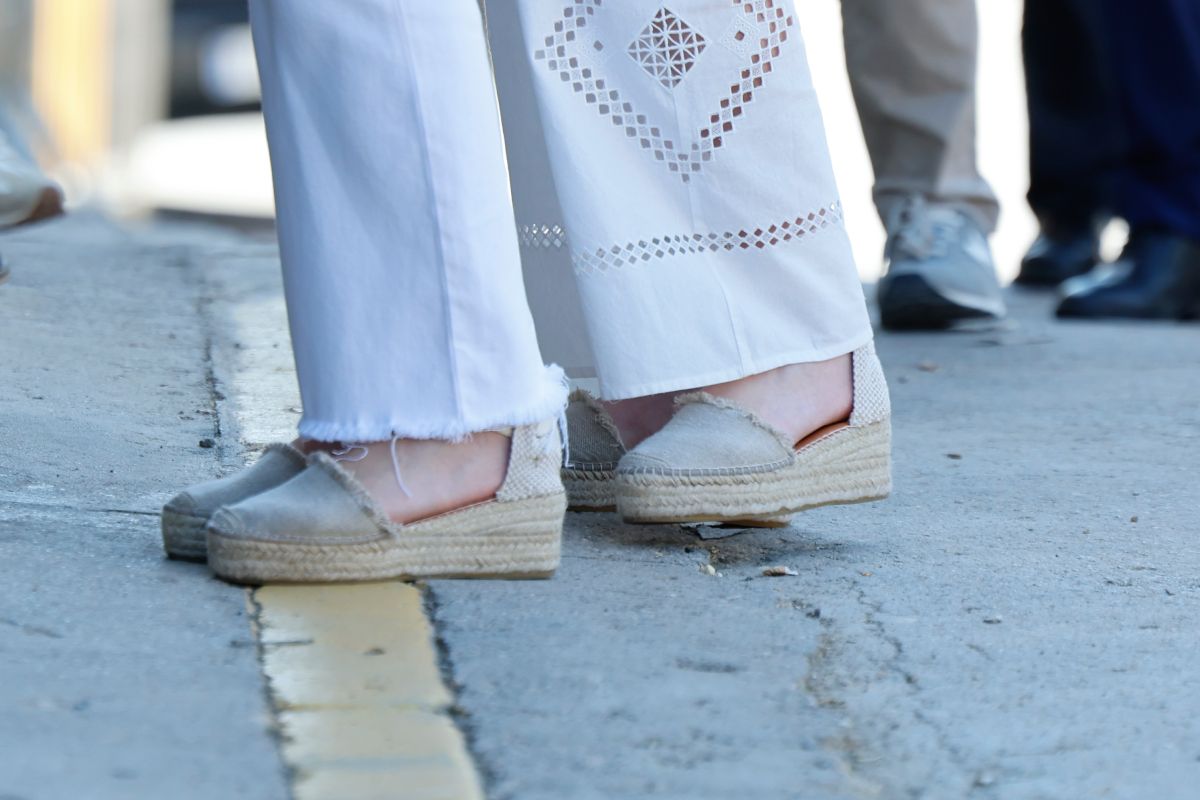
top-left (1017, 226), bottom-right (1101, 287)
top-left (1056, 230), bottom-right (1200, 320)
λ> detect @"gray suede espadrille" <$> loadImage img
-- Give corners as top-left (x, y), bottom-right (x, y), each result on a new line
top-left (562, 390), bottom-right (626, 511)
top-left (615, 342), bottom-right (892, 525)
top-left (206, 419), bottom-right (567, 584)
top-left (161, 443), bottom-right (307, 560)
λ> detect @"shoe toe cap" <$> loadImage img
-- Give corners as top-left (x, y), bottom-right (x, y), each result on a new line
top-left (163, 490), bottom-right (202, 517)
top-left (207, 506), bottom-right (250, 539)
top-left (618, 399), bottom-right (792, 476)
top-left (616, 450), bottom-right (676, 474)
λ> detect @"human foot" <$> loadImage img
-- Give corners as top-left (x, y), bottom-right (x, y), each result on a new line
top-left (207, 421), bottom-right (567, 584)
top-left (600, 356), bottom-right (851, 452)
top-left (615, 344), bottom-right (891, 525)
top-left (564, 389), bottom-right (791, 526)
top-left (602, 392), bottom-right (674, 450)
top-left (328, 433), bottom-right (511, 524)
top-left (701, 354), bottom-right (852, 444)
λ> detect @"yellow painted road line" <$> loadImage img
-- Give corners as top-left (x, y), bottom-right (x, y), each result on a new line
top-left (252, 583), bottom-right (484, 800)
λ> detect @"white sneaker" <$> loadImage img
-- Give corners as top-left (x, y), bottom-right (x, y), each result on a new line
top-left (876, 196), bottom-right (1005, 330)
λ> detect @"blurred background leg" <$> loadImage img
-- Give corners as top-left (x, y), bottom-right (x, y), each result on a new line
top-left (1054, 0), bottom-right (1200, 320)
top-left (1016, 0), bottom-right (1116, 287)
top-left (841, 0), bottom-right (998, 233)
top-left (842, 0), bottom-right (1006, 330)
top-left (1104, 0), bottom-right (1200, 243)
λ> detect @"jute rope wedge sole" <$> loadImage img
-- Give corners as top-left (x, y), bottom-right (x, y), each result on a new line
top-left (561, 390), bottom-right (623, 512)
top-left (208, 492), bottom-right (565, 584)
top-left (206, 419), bottom-right (567, 585)
top-left (616, 419), bottom-right (891, 523)
top-left (562, 467), bottom-right (617, 512)
top-left (615, 342), bottom-right (893, 526)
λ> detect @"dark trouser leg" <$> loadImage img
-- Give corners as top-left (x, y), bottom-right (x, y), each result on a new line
top-left (1023, 0), bottom-right (1120, 229)
top-left (1105, 0), bottom-right (1200, 241)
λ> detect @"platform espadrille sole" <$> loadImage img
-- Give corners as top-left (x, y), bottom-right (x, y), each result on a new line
top-left (207, 491), bottom-right (566, 585)
top-left (161, 509), bottom-right (209, 561)
top-left (563, 467), bottom-right (617, 512)
top-left (563, 469), bottom-right (792, 525)
top-left (616, 420), bottom-right (891, 524)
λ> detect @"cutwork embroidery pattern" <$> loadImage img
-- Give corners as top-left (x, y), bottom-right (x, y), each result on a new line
top-left (519, 223), bottom-right (568, 249)
top-left (533, 0), bottom-right (795, 183)
top-left (627, 8), bottom-right (708, 89)
top-left (561, 202), bottom-right (843, 274)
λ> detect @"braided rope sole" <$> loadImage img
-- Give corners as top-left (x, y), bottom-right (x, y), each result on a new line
top-left (563, 468), bottom-right (793, 525)
top-left (207, 491), bottom-right (566, 584)
top-left (563, 467), bottom-right (617, 511)
top-left (161, 509), bottom-right (209, 561)
top-left (616, 419), bottom-right (891, 523)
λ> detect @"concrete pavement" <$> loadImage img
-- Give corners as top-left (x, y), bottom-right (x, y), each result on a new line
top-left (2, 214), bottom-right (1199, 799)
top-left (0, 216), bottom-right (287, 799)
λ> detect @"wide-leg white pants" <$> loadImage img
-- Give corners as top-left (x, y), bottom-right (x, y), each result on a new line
top-left (250, 0), bottom-right (872, 441)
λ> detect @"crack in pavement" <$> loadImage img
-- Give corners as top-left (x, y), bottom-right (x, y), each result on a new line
top-left (0, 617), bottom-right (64, 639)
top-left (802, 578), bottom-right (981, 798)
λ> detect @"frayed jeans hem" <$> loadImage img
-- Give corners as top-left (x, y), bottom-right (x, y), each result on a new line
top-left (296, 365), bottom-right (568, 443)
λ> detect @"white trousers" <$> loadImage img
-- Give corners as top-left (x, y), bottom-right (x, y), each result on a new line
top-left (250, 0), bottom-right (872, 441)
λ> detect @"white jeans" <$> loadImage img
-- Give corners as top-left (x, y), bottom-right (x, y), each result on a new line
top-left (250, 0), bottom-right (872, 442)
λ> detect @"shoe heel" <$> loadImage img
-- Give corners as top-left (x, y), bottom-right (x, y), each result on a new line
top-left (793, 419), bottom-right (893, 509)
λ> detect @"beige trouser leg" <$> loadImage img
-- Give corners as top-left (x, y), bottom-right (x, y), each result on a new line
top-left (841, 0), bottom-right (1000, 233)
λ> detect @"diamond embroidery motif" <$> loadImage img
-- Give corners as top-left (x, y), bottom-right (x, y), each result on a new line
top-left (627, 8), bottom-right (707, 89)
top-left (534, 0), bottom-right (795, 183)
top-left (570, 202), bottom-right (844, 274)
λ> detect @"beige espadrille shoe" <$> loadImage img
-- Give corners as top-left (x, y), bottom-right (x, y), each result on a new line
top-left (206, 420), bottom-right (567, 584)
top-left (615, 342), bottom-right (892, 525)
top-left (563, 390), bottom-right (791, 527)
top-left (161, 443), bottom-right (307, 560)
top-left (562, 390), bottom-right (626, 511)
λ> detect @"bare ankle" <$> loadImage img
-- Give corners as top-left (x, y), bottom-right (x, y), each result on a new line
top-left (701, 354), bottom-right (853, 443)
top-left (329, 433), bottom-right (510, 524)
top-left (603, 392), bottom-right (676, 449)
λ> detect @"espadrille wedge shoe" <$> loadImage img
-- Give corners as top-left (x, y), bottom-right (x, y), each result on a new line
top-left (562, 390), bottom-right (626, 511)
top-left (206, 419), bottom-right (567, 584)
top-left (615, 342), bottom-right (892, 525)
top-left (161, 443), bottom-right (307, 560)
top-left (564, 389), bottom-right (792, 527)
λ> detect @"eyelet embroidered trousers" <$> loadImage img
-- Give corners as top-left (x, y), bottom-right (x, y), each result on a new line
top-left (249, 0), bottom-right (872, 441)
